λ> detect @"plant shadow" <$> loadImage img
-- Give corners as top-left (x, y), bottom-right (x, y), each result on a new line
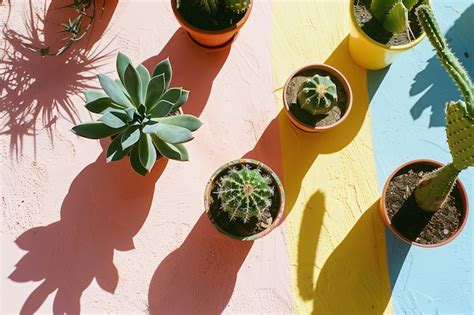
top-left (298, 196), bottom-right (408, 314)
top-left (9, 142), bottom-right (166, 314)
top-left (244, 36), bottom-right (371, 219)
top-left (0, 0), bottom-right (117, 158)
top-left (142, 29), bottom-right (231, 118)
top-left (147, 213), bottom-right (253, 315)
top-left (409, 4), bottom-right (474, 127)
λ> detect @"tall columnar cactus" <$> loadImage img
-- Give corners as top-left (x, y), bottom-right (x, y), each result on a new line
top-left (370, 0), bottom-right (420, 34)
top-left (216, 165), bottom-right (274, 223)
top-left (413, 5), bottom-right (474, 212)
top-left (297, 75), bottom-right (338, 115)
top-left (199, 0), bottom-right (250, 14)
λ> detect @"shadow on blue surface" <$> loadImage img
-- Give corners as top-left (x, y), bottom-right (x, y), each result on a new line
top-left (368, 67), bottom-right (389, 102)
top-left (409, 4), bottom-right (474, 127)
top-left (384, 229), bottom-right (411, 291)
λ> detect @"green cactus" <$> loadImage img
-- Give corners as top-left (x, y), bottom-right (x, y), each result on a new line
top-left (198, 0), bottom-right (250, 14)
top-left (297, 75), bottom-right (338, 115)
top-left (72, 52), bottom-right (202, 176)
top-left (413, 5), bottom-right (474, 212)
top-left (370, 0), bottom-right (420, 34)
top-left (216, 165), bottom-right (274, 223)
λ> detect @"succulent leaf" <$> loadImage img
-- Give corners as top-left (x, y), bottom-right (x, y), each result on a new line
top-left (84, 90), bottom-right (108, 103)
top-left (121, 125), bottom-right (141, 150)
top-left (130, 145), bottom-right (148, 176)
top-left (446, 101), bottom-right (474, 170)
top-left (139, 133), bottom-right (157, 172)
top-left (148, 100), bottom-right (175, 118)
top-left (85, 97), bottom-right (115, 114)
top-left (72, 122), bottom-right (123, 139)
top-left (124, 64), bottom-right (143, 106)
top-left (99, 112), bottom-right (127, 129)
top-left (154, 115), bottom-right (202, 132)
top-left (136, 64), bottom-right (151, 101)
top-left (297, 75), bottom-right (338, 115)
top-left (117, 52), bottom-right (132, 85)
top-left (98, 74), bottom-right (134, 109)
top-left (171, 89), bottom-right (190, 111)
top-left (151, 135), bottom-right (189, 161)
top-left (143, 123), bottom-right (194, 144)
top-left (152, 58), bottom-right (172, 89)
top-left (107, 135), bottom-right (132, 162)
top-left (216, 165), bottom-right (274, 223)
top-left (145, 74), bottom-right (166, 110)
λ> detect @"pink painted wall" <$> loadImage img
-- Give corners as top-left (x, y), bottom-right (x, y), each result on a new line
top-left (1, 1), bottom-right (292, 313)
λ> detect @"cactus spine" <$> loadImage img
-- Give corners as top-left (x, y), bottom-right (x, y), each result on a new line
top-left (297, 75), bottom-right (338, 115)
top-left (370, 0), bottom-right (419, 34)
top-left (198, 0), bottom-right (250, 14)
top-left (413, 5), bottom-right (474, 212)
top-left (216, 165), bottom-right (274, 223)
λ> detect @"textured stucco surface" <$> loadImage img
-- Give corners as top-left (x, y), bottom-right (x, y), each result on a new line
top-left (1, 0), bottom-right (473, 314)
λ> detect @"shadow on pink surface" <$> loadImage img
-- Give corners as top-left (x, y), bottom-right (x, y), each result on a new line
top-left (0, 0), bottom-right (117, 158)
top-left (9, 144), bottom-right (166, 314)
top-left (148, 213), bottom-right (253, 315)
top-left (142, 28), bottom-right (230, 118)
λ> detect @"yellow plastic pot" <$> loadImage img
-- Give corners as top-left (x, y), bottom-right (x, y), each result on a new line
top-left (348, 0), bottom-right (427, 70)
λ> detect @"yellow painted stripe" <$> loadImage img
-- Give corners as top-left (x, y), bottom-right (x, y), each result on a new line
top-left (271, 1), bottom-right (393, 314)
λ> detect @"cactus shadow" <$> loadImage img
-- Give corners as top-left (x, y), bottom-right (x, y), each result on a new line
top-left (8, 141), bottom-right (165, 314)
top-left (0, 0), bottom-right (117, 159)
top-left (142, 29), bottom-right (230, 118)
top-left (298, 197), bottom-right (402, 314)
top-left (244, 36), bottom-right (370, 220)
top-left (409, 4), bottom-right (474, 128)
top-left (147, 213), bottom-right (253, 315)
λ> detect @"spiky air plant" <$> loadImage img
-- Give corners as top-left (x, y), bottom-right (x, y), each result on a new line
top-left (72, 52), bottom-right (203, 176)
top-left (197, 0), bottom-right (250, 14)
top-left (370, 0), bottom-right (423, 34)
top-left (297, 74), bottom-right (338, 115)
top-left (24, 0), bottom-right (104, 56)
top-left (216, 165), bottom-right (274, 223)
top-left (413, 5), bottom-right (474, 211)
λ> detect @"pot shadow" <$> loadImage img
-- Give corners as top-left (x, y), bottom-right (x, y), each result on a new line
top-left (367, 67), bottom-right (390, 102)
top-left (142, 29), bottom-right (230, 118)
top-left (409, 4), bottom-right (474, 128)
top-left (244, 36), bottom-right (371, 220)
top-left (298, 196), bottom-right (409, 314)
top-left (0, 0), bottom-right (117, 158)
top-left (147, 213), bottom-right (253, 315)
top-left (9, 142), bottom-right (166, 314)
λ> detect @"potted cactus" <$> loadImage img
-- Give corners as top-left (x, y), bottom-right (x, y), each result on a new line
top-left (204, 159), bottom-right (285, 240)
top-left (172, 0), bottom-right (252, 48)
top-left (349, 0), bottom-right (429, 70)
top-left (283, 64), bottom-right (353, 132)
top-left (72, 52), bottom-right (202, 176)
top-left (380, 5), bottom-right (473, 247)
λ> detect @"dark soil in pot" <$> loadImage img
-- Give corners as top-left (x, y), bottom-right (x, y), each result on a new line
top-left (385, 163), bottom-right (464, 245)
top-left (208, 163), bottom-right (281, 237)
top-left (354, 0), bottom-right (424, 46)
top-left (285, 69), bottom-right (347, 128)
top-left (176, 0), bottom-right (247, 31)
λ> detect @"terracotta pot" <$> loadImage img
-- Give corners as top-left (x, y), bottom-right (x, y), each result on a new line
top-left (204, 159), bottom-right (285, 241)
top-left (348, 0), bottom-right (427, 70)
top-left (171, 0), bottom-right (252, 49)
top-left (380, 159), bottom-right (469, 248)
top-left (283, 64), bottom-right (353, 133)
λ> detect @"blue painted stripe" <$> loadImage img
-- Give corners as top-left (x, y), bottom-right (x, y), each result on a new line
top-left (368, 0), bottom-right (474, 313)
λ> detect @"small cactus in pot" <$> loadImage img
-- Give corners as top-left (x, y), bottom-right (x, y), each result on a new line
top-left (412, 5), bottom-right (474, 212)
top-left (72, 52), bottom-right (202, 176)
top-left (205, 160), bottom-right (285, 240)
top-left (216, 165), bottom-right (275, 223)
top-left (297, 75), bottom-right (338, 115)
top-left (198, 0), bottom-right (250, 14)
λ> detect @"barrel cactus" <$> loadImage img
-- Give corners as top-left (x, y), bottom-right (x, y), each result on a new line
top-left (199, 0), bottom-right (250, 14)
top-left (216, 165), bottom-right (274, 223)
top-left (72, 52), bottom-right (202, 176)
top-left (370, 0), bottom-right (421, 34)
top-left (297, 75), bottom-right (338, 115)
top-left (413, 5), bottom-right (474, 212)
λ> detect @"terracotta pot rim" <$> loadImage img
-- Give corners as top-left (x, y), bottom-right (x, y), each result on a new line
top-left (380, 159), bottom-right (469, 248)
top-left (171, 0), bottom-right (253, 35)
top-left (282, 64), bottom-right (353, 133)
top-left (349, 0), bottom-right (427, 51)
top-left (204, 159), bottom-right (286, 241)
